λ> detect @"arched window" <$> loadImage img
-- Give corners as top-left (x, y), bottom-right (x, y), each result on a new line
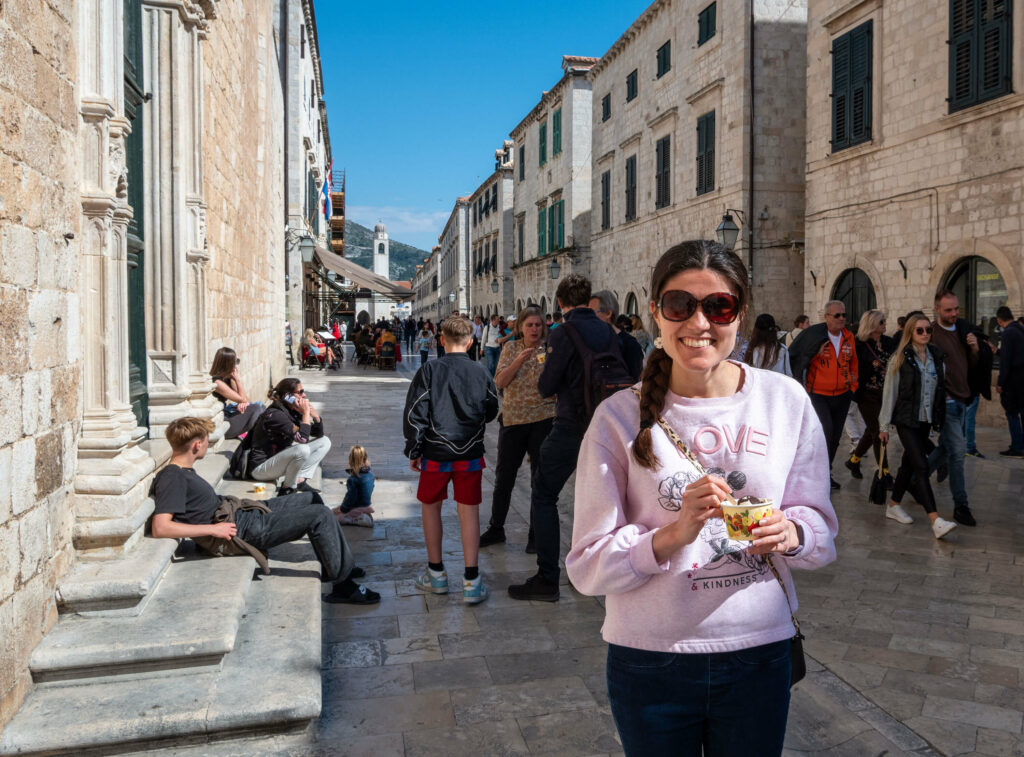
top-left (831, 268), bottom-right (876, 328)
top-left (625, 292), bottom-right (639, 316)
top-left (944, 256), bottom-right (1008, 347)
top-left (539, 296), bottom-right (547, 314)
top-left (377, 243), bottom-right (385, 255)
top-left (516, 299), bottom-right (523, 312)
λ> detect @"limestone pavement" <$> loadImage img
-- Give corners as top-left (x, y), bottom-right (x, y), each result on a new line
top-left (247, 360), bottom-right (1022, 756)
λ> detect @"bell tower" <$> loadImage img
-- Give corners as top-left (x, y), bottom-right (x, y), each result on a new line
top-left (371, 221), bottom-right (389, 321)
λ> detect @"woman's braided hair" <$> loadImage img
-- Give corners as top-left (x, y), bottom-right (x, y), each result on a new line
top-left (631, 240), bottom-right (750, 470)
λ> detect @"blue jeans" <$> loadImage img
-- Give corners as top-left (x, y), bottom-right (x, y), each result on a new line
top-left (485, 346), bottom-right (501, 376)
top-left (607, 640), bottom-right (791, 757)
top-left (964, 394), bottom-right (980, 452)
top-left (929, 399), bottom-right (968, 508)
top-left (1007, 409), bottom-right (1024, 452)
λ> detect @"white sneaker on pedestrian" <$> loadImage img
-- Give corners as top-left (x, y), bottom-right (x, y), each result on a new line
top-left (886, 504), bottom-right (914, 524)
top-left (462, 575), bottom-right (489, 604)
top-left (931, 517), bottom-right (958, 539)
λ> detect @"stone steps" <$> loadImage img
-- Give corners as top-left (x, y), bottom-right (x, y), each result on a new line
top-left (0, 547), bottom-right (322, 756)
top-left (30, 552), bottom-right (255, 685)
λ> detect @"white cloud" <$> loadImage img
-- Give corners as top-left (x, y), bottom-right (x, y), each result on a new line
top-left (347, 205), bottom-right (451, 238)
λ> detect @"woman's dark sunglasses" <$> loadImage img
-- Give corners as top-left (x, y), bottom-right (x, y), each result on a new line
top-left (915, 326), bottom-right (932, 335)
top-left (657, 290), bottom-right (741, 325)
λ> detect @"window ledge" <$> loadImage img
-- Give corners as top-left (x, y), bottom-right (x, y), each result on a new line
top-left (942, 92), bottom-right (1023, 127)
top-left (820, 138), bottom-right (880, 167)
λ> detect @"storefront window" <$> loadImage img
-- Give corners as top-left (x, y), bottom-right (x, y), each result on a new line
top-left (831, 268), bottom-right (876, 328)
top-left (945, 256), bottom-right (1008, 353)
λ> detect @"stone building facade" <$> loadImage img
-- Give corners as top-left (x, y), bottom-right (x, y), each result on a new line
top-left (411, 247), bottom-right (440, 324)
top-left (805, 0), bottom-right (1022, 425)
top-left (588, 0), bottom-right (808, 324)
top-left (438, 198), bottom-right (471, 314)
top-left (468, 144), bottom-right (515, 318)
top-left (0, 0), bottom-right (293, 730)
top-left (510, 56), bottom-right (596, 316)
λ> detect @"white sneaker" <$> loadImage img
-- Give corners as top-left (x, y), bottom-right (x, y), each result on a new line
top-left (932, 517), bottom-right (958, 539)
top-left (886, 504), bottom-right (914, 524)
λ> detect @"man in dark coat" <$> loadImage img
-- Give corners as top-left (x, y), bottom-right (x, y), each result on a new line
top-left (928, 290), bottom-right (994, 526)
top-left (996, 306), bottom-right (1024, 457)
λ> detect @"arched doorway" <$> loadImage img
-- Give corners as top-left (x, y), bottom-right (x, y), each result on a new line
top-left (625, 292), bottom-right (638, 316)
top-left (944, 256), bottom-right (1008, 347)
top-left (831, 268), bottom-right (876, 328)
top-left (539, 296), bottom-right (547, 314)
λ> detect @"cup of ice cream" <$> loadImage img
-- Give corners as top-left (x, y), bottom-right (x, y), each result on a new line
top-left (721, 496), bottom-right (774, 541)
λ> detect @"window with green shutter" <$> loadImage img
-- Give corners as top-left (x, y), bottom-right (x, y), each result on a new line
top-left (547, 205), bottom-right (556, 252)
top-left (539, 121), bottom-right (547, 166)
top-left (657, 41), bottom-right (671, 77)
top-left (556, 200), bottom-right (565, 248)
top-left (696, 111), bottom-right (715, 195)
top-left (655, 135), bottom-right (671, 208)
top-left (600, 170), bottom-right (611, 230)
top-left (698, 2), bottom-right (716, 46)
top-left (602, 94), bottom-right (611, 122)
top-left (519, 145), bottom-right (525, 180)
top-left (948, 0), bottom-right (1012, 112)
top-left (831, 21), bottom-right (872, 152)
top-left (626, 70), bottom-right (638, 102)
top-left (537, 207), bottom-right (547, 256)
top-left (552, 108), bottom-right (562, 156)
top-left (625, 155), bottom-right (637, 220)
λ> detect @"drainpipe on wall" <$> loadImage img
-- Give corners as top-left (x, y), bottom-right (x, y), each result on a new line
top-left (748, 0), bottom-right (756, 285)
top-left (281, 1), bottom-right (289, 292)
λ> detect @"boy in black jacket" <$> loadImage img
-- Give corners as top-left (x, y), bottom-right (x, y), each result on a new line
top-left (403, 316), bottom-right (499, 604)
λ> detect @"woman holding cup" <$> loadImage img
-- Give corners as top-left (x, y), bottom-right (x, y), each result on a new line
top-left (566, 241), bottom-right (838, 756)
top-left (479, 306), bottom-right (555, 552)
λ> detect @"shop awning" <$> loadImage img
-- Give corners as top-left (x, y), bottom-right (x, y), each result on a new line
top-left (314, 244), bottom-right (414, 301)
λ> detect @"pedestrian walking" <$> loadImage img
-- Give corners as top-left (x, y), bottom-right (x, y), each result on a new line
top-left (743, 313), bottom-right (793, 376)
top-left (928, 290), bottom-right (993, 526)
top-left (590, 290), bottom-right (645, 380)
top-left (995, 306), bottom-right (1024, 457)
top-left (567, 240), bottom-right (838, 757)
top-left (403, 316), bottom-right (499, 604)
top-left (482, 314), bottom-right (503, 375)
top-left (845, 309), bottom-right (895, 479)
top-left (507, 273), bottom-right (631, 602)
top-left (479, 306), bottom-right (555, 552)
top-left (789, 301), bottom-right (859, 489)
top-left (417, 328), bottom-right (432, 364)
top-left (469, 314), bottom-right (484, 361)
top-left (878, 314), bottom-right (959, 539)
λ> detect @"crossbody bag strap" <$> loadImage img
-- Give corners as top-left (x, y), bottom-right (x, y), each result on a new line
top-left (629, 386), bottom-right (801, 638)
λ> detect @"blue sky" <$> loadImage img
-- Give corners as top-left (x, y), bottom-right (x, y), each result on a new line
top-left (313, 0), bottom-right (653, 252)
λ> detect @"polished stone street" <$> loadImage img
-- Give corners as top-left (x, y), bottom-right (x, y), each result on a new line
top-left (273, 359), bottom-right (1022, 756)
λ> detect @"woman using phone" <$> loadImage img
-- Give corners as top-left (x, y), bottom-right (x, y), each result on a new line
top-left (479, 307), bottom-right (555, 553)
top-left (877, 314), bottom-right (958, 538)
top-left (209, 347), bottom-right (264, 438)
top-left (248, 378), bottom-right (331, 496)
top-left (566, 241), bottom-right (838, 756)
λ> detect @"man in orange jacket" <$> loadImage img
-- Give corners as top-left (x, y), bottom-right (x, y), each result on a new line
top-left (789, 300), bottom-right (859, 490)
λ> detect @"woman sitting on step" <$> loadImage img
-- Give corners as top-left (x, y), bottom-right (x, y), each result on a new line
top-left (248, 378), bottom-right (331, 497)
top-left (209, 347), bottom-right (264, 439)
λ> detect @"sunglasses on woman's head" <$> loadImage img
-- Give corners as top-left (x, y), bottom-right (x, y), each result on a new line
top-left (915, 327), bottom-right (932, 335)
top-left (657, 290), bottom-right (741, 325)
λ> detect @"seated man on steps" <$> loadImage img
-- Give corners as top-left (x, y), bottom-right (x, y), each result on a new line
top-left (149, 417), bottom-right (379, 605)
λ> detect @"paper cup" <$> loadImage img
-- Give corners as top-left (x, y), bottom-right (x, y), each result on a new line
top-left (721, 499), bottom-right (774, 541)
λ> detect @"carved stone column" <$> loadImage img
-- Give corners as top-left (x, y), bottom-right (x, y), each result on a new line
top-left (73, 1), bottom-right (156, 558)
top-left (141, 0), bottom-right (223, 438)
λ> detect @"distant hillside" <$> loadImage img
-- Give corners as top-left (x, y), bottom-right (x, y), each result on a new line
top-left (343, 220), bottom-right (431, 282)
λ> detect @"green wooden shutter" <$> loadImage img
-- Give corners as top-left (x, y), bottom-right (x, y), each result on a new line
top-left (537, 207), bottom-right (546, 256)
top-left (552, 109), bottom-right (562, 155)
top-left (539, 121), bottom-right (547, 166)
top-left (601, 170), bottom-right (610, 229)
top-left (831, 33), bottom-right (851, 148)
top-left (547, 205), bottom-right (556, 252)
top-left (832, 21), bottom-right (872, 150)
top-left (696, 112), bottom-right (715, 195)
top-left (978, 0), bottom-right (1012, 103)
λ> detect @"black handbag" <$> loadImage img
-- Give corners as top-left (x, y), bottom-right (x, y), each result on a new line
top-left (868, 442), bottom-right (891, 505)
top-left (632, 388), bottom-right (808, 687)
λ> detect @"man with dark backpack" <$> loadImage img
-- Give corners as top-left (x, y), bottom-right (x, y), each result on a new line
top-left (508, 274), bottom-right (641, 602)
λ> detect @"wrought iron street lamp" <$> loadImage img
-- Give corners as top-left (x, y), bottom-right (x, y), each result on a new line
top-left (715, 210), bottom-right (744, 251)
top-left (491, 277), bottom-right (499, 293)
top-left (298, 235), bottom-right (316, 263)
top-left (548, 257), bottom-right (560, 280)
top-left (448, 291), bottom-right (456, 303)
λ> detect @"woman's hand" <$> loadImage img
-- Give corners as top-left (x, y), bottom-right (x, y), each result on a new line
top-left (748, 510), bottom-right (800, 555)
top-left (652, 474), bottom-right (731, 562)
top-left (878, 431), bottom-right (889, 445)
top-left (237, 401), bottom-right (249, 414)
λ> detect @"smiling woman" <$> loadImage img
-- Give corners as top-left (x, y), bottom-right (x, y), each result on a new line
top-left (566, 240), bottom-right (839, 757)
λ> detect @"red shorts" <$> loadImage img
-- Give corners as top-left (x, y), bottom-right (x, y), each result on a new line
top-left (416, 461), bottom-right (484, 505)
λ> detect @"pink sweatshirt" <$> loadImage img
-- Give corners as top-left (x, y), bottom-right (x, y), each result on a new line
top-left (566, 363), bottom-right (838, 654)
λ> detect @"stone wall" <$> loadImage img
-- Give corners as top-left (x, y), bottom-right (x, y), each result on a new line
top-left (0, 0), bottom-right (80, 729)
top-left (203, 0), bottom-right (288, 397)
top-left (805, 0), bottom-right (1024, 426)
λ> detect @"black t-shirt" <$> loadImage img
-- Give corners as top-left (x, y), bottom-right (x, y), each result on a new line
top-left (150, 464), bottom-right (222, 525)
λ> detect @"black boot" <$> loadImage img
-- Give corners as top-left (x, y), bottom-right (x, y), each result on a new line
top-left (507, 573), bottom-right (559, 602)
top-left (479, 527), bottom-right (506, 548)
top-left (845, 457), bottom-right (863, 479)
